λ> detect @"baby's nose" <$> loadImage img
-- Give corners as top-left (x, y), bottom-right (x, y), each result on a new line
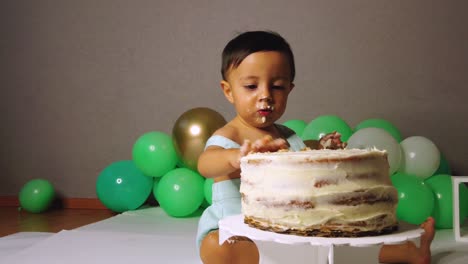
top-left (258, 88), bottom-right (272, 102)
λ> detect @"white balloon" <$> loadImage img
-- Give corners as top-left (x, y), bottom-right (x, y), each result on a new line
top-left (399, 136), bottom-right (440, 179)
top-left (347, 127), bottom-right (402, 175)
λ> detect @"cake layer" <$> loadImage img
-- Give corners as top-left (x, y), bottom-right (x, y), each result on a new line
top-left (244, 215), bottom-right (398, 237)
top-left (242, 198), bottom-right (397, 230)
top-left (242, 186), bottom-right (397, 212)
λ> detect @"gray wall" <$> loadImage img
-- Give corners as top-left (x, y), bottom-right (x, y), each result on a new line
top-left (2, 0), bottom-right (467, 198)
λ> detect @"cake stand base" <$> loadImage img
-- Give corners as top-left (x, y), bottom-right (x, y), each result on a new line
top-left (219, 215), bottom-right (424, 264)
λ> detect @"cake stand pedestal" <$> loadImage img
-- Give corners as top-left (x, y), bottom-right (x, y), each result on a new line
top-left (219, 215), bottom-right (424, 264)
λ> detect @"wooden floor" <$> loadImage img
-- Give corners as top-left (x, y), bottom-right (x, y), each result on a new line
top-left (0, 206), bottom-right (116, 237)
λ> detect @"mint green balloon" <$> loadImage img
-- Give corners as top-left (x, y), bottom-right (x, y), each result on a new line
top-left (391, 172), bottom-right (434, 224)
top-left (283, 119), bottom-right (307, 138)
top-left (425, 174), bottom-right (468, 229)
top-left (96, 160), bottom-right (153, 213)
top-left (347, 127), bottom-right (402, 175)
top-left (156, 168), bottom-right (205, 217)
top-left (355, 118), bottom-right (402, 142)
top-left (19, 179), bottom-right (55, 213)
top-left (132, 131), bottom-right (178, 177)
top-left (302, 115), bottom-right (353, 142)
top-left (399, 136), bottom-right (440, 180)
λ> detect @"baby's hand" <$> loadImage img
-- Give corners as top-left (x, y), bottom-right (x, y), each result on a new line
top-left (231, 136), bottom-right (288, 170)
top-left (318, 131), bottom-right (347, 150)
top-left (240, 135), bottom-right (288, 156)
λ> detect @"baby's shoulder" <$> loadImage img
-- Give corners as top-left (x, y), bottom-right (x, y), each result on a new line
top-left (212, 123), bottom-right (240, 142)
top-left (206, 124), bottom-right (242, 149)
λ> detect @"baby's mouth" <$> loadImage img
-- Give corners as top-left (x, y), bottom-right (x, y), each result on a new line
top-left (257, 105), bottom-right (275, 123)
top-left (257, 105), bottom-right (275, 116)
top-left (258, 108), bottom-right (272, 116)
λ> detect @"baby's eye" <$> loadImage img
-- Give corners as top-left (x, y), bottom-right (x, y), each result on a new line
top-left (244, 84), bottom-right (257, 90)
top-left (272, 85), bottom-right (285, 90)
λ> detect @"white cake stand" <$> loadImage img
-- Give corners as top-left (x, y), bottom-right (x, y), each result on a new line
top-left (219, 215), bottom-right (424, 264)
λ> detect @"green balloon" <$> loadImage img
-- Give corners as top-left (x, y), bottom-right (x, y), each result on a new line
top-left (19, 179), bottom-right (55, 213)
top-left (465, 183), bottom-right (468, 218)
top-left (96, 160), bottom-right (153, 213)
top-left (425, 174), bottom-right (468, 229)
top-left (355, 118), bottom-right (402, 142)
top-left (156, 168), bottom-right (205, 217)
top-left (200, 199), bottom-right (210, 209)
top-left (302, 115), bottom-right (353, 142)
top-left (204, 178), bottom-right (214, 205)
top-left (176, 157), bottom-right (188, 169)
top-left (132, 131), bottom-right (178, 177)
top-left (463, 182), bottom-right (468, 220)
top-left (283, 119), bottom-right (307, 138)
top-left (391, 172), bottom-right (434, 225)
top-left (433, 153), bottom-right (452, 175)
top-left (152, 177), bottom-right (161, 201)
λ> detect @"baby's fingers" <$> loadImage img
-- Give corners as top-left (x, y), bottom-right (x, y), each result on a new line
top-left (252, 138), bottom-right (288, 153)
top-left (240, 140), bottom-right (252, 157)
top-left (252, 135), bottom-right (273, 149)
top-left (270, 138), bottom-right (288, 150)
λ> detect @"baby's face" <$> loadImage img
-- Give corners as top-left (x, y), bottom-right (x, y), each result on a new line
top-left (223, 51), bottom-right (294, 128)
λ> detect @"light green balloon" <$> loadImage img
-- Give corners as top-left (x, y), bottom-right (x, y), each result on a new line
top-left (132, 131), bottom-right (178, 177)
top-left (399, 136), bottom-right (440, 180)
top-left (302, 115), bottom-right (353, 142)
top-left (283, 119), bottom-right (307, 138)
top-left (391, 172), bottom-right (434, 225)
top-left (19, 179), bottom-right (55, 213)
top-left (355, 118), bottom-right (403, 142)
top-left (425, 174), bottom-right (468, 229)
top-left (347, 127), bottom-right (402, 175)
top-left (156, 168), bottom-right (205, 217)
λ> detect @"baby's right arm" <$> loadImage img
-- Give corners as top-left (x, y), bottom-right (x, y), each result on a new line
top-left (197, 135), bottom-right (288, 178)
top-left (197, 147), bottom-right (241, 178)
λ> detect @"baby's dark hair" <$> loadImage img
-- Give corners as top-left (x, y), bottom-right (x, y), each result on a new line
top-left (221, 31), bottom-right (295, 81)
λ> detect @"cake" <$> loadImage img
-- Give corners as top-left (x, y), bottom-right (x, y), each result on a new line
top-left (239, 148), bottom-right (398, 237)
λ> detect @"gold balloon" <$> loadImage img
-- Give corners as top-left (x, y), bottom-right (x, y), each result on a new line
top-left (172, 107), bottom-right (227, 172)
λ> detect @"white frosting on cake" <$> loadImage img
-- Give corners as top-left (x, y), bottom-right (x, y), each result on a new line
top-left (240, 149), bottom-right (398, 234)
